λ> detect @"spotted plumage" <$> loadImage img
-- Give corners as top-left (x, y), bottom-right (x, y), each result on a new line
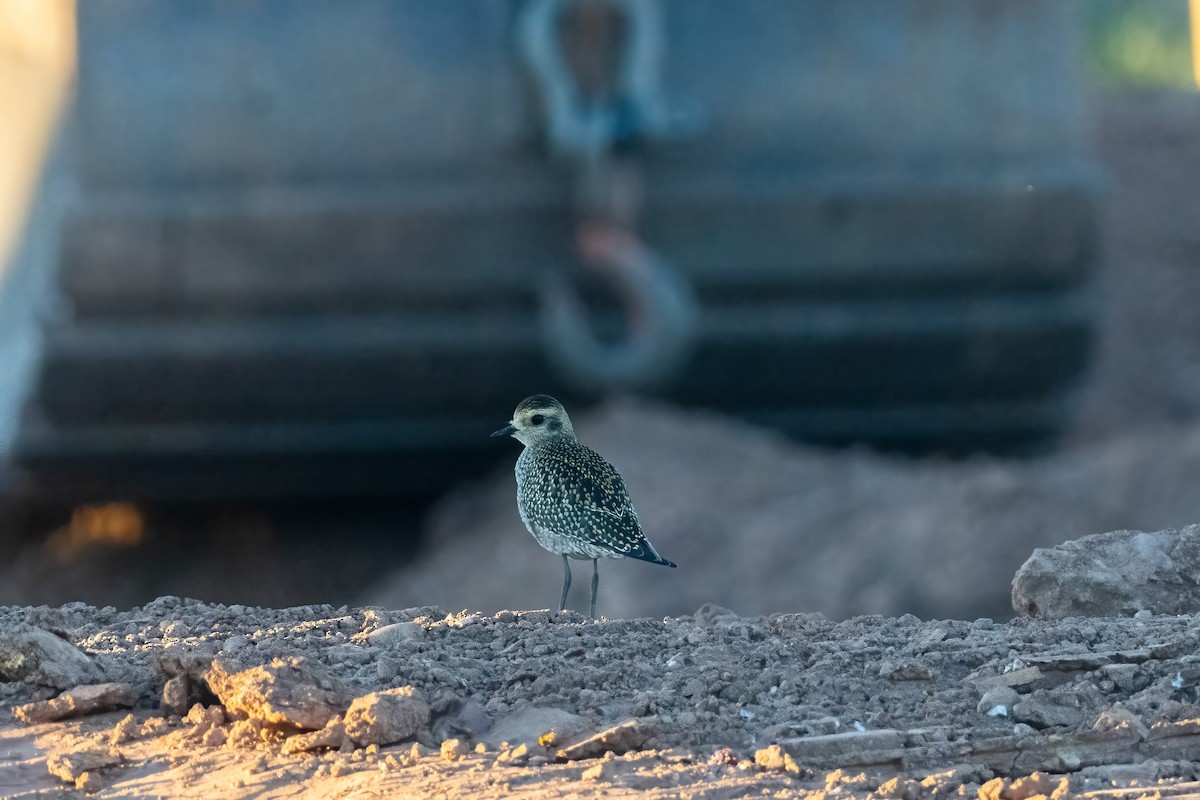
top-left (492, 394), bottom-right (676, 619)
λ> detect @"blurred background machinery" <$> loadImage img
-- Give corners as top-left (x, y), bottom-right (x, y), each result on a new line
top-left (4, 1), bottom-right (1099, 504)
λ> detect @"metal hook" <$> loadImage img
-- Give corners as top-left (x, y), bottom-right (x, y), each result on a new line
top-left (519, 0), bottom-right (691, 156)
top-left (539, 223), bottom-right (697, 390)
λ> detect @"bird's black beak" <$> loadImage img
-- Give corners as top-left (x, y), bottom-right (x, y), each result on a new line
top-left (491, 423), bottom-right (517, 439)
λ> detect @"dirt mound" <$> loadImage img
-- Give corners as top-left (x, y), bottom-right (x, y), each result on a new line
top-left (4, 599), bottom-right (1200, 797)
top-left (367, 399), bottom-right (1200, 621)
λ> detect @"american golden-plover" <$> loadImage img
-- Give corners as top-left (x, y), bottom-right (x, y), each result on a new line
top-left (491, 394), bottom-right (676, 619)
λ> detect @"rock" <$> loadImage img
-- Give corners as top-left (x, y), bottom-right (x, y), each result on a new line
top-left (204, 657), bottom-right (348, 731)
top-left (557, 718), bottom-right (657, 761)
top-left (1077, 763), bottom-right (1163, 786)
top-left (1005, 771), bottom-right (1064, 800)
top-left (1099, 663), bottom-right (1147, 694)
top-left (753, 744), bottom-right (802, 773)
top-left (881, 661), bottom-right (935, 681)
top-left (1012, 524), bottom-right (1200, 618)
top-left (109, 714), bottom-right (139, 745)
top-left (1091, 707), bottom-right (1148, 739)
top-left (974, 666), bottom-right (1043, 691)
top-left (202, 726), bottom-right (228, 747)
top-left (182, 704), bottom-right (228, 742)
top-left (430, 696), bottom-right (492, 743)
top-left (775, 730), bottom-right (905, 770)
top-left (824, 769), bottom-right (871, 791)
top-left (1012, 690), bottom-right (1084, 729)
top-left (484, 707), bottom-right (592, 750)
top-left (364, 622), bottom-right (424, 644)
top-left (75, 771), bottom-right (105, 793)
top-left (440, 738), bottom-right (468, 762)
top-left (495, 741), bottom-right (532, 766)
top-left (708, 747), bottom-right (739, 766)
top-left (13, 683), bottom-right (139, 723)
top-left (161, 674), bottom-right (190, 716)
top-left (918, 765), bottom-right (980, 792)
top-left (226, 719), bottom-right (267, 749)
top-left (140, 717), bottom-right (169, 737)
top-left (187, 704), bottom-right (225, 727)
top-left (977, 687), bottom-right (1020, 716)
top-left (282, 717), bottom-right (348, 754)
top-left (876, 776), bottom-right (920, 798)
top-left (0, 624), bottom-right (102, 689)
top-left (802, 716), bottom-right (843, 735)
top-left (46, 747), bottom-right (122, 787)
top-left (691, 603), bottom-right (740, 625)
top-left (978, 777), bottom-right (1005, 800)
top-left (223, 635), bottom-right (249, 652)
top-left (343, 687), bottom-right (429, 747)
top-left (580, 762), bottom-right (607, 781)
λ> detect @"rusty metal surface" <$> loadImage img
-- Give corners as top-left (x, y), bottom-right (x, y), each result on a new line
top-left (11, 0), bottom-right (1101, 500)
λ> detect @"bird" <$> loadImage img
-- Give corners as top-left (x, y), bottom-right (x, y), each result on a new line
top-left (491, 394), bottom-right (676, 619)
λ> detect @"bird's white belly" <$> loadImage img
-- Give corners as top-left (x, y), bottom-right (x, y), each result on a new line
top-left (517, 500), bottom-right (617, 560)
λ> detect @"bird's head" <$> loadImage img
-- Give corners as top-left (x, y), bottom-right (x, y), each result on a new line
top-left (491, 394), bottom-right (575, 447)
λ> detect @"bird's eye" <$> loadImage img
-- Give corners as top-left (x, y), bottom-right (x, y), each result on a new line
top-left (531, 414), bottom-right (546, 426)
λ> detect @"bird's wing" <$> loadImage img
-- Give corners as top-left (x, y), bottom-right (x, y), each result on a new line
top-left (569, 446), bottom-right (639, 519)
top-left (560, 446), bottom-right (675, 566)
top-left (567, 447), bottom-right (662, 558)
top-left (526, 441), bottom-right (671, 563)
top-left (573, 450), bottom-right (638, 520)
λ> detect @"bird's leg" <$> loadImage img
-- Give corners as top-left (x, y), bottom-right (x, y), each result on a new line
top-left (590, 558), bottom-right (599, 621)
top-left (560, 555), bottom-right (572, 612)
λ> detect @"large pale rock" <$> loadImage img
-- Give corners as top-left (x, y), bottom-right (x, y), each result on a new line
top-left (1012, 525), bottom-right (1200, 618)
top-left (281, 717), bottom-right (349, 754)
top-left (343, 686), bottom-right (429, 747)
top-left (0, 624), bottom-right (102, 689)
top-left (776, 729), bottom-right (905, 770)
top-left (204, 657), bottom-right (348, 731)
top-left (1011, 689), bottom-right (1085, 730)
top-left (483, 707), bottom-right (591, 750)
top-left (46, 746), bottom-right (123, 787)
top-left (13, 682), bottom-right (138, 723)
top-left (430, 696), bottom-right (492, 743)
top-left (557, 718), bottom-right (658, 761)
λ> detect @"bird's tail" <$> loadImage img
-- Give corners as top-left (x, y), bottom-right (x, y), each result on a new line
top-left (629, 541), bottom-right (677, 568)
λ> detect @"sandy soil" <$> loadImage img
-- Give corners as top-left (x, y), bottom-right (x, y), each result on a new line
top-left (3, 599), bottom-right (1200, 799)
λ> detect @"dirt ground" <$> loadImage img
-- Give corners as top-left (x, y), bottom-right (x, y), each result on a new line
top-left (4, 599), bottom-right (1200, 799)
top-left (2, 87), bottom-right (1200, 798)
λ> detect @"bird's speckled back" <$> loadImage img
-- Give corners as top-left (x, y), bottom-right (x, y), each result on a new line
top-left (516, 436), bottom-right (663, 562)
